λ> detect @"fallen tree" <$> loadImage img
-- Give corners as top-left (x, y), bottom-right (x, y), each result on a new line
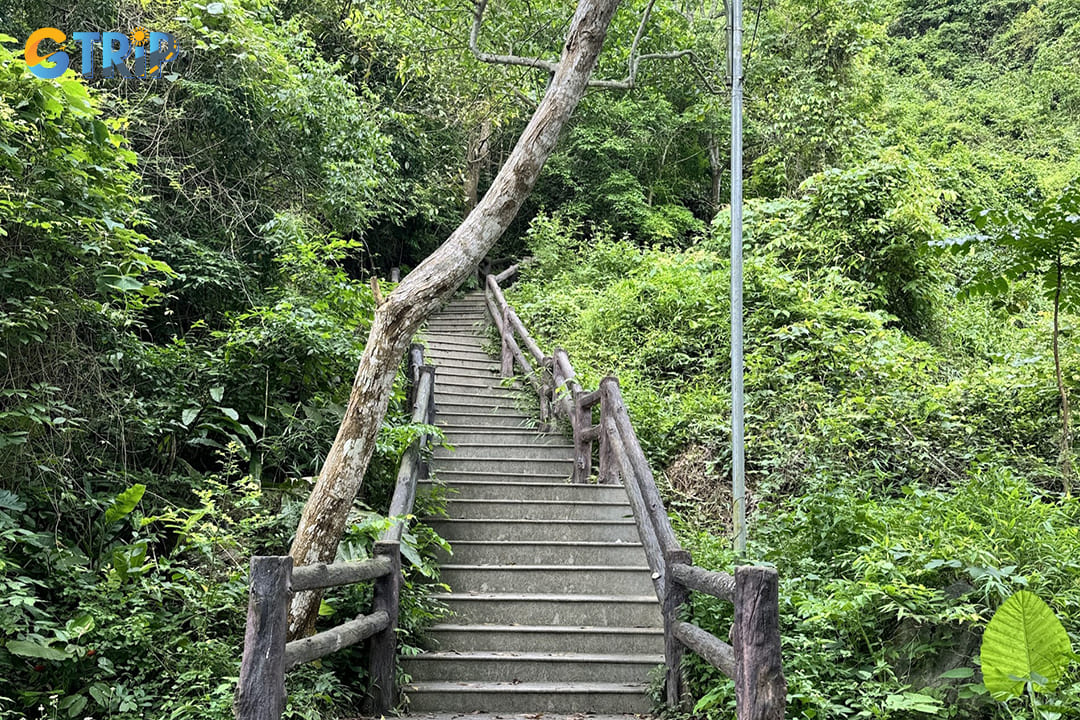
top-left (287, 0), bottom-right (624, 637)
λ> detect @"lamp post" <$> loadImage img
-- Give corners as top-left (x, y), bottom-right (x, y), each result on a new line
top-left (729, 0), bottom-right (746, 557)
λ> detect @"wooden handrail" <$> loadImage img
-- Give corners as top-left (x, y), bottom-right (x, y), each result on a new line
top-left (673, 621), bottom-right (735, 677)
top-left (381, 360), bottom-right (435, 543)
top-left (671, 562), bottom-right (735, 602)
top-left (291, 555), bottom-right (394, 592)
top-left (482, 271), bottom-right (787, 719)
top-left (603, 415), bottom-right (665, 598)
top-left (284, 611), bottom-right (389, 670)
top-left (601, 378), bottom-right (681, 554)
top-left (236, 346), bottom-right (436, 720)
top-left (486, 274), bottom-right (544, 362)
top-left (494, 263), bottom-right (519, 283)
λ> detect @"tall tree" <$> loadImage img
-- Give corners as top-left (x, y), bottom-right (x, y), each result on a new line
top-left (957, 181), bottom-right (1080, 496)
top-left (286, 0), bottom-right (624, 636)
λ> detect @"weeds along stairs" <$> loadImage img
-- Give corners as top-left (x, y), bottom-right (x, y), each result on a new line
top-left (405, 291), bottom-right (663, 714)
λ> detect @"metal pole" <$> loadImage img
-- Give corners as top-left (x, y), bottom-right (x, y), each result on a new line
top-left (729, 0), bottom-right (747, 556)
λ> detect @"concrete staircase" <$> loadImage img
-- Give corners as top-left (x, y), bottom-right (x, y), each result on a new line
top-left (405, 292), bottom-right (663, 714)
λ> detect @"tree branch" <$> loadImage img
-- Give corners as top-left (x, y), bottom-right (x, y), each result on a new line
top-left (469, 0), bottom-right (719, 92)
top-left (470, 0), bottom-right (559, 73)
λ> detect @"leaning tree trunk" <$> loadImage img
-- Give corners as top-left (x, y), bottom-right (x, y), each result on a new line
top-left (287, 0), bottom-right (624, 638)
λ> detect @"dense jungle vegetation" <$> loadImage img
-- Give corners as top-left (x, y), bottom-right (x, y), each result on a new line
top-left (1, 0), bottom-right (1079, 718)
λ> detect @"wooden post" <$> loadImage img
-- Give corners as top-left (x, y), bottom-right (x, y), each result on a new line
top-left (733, 566), bottom-right (786, 720)
top-left (425, 366), bottom-right (436, 426)
top-left (540, 357), bottom-right (555, 432)
top-left (553, 348), bottom-right (577, 422)
top-left (417, 364), bottom-right (435, 480)
top-left (663, 548), bottom-right (692, 709)
top-left (598, 377), bottom-right (619, 484)
top-left (501, 306), bottom-right (514, 378)
top-left (572, 387), bottom-right (592, 483)
top-left (390, 267), bottom-right (400, 282)
top-left (407, 343), bottom-right (424, 406)
top-left (367, 541), bottom-right (402, 715)
top-left (236, 556), bottom-right (291, 720)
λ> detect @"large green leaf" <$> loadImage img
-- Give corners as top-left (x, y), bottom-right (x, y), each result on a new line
top-left (0, 489), bottom-right (26, 512)
top-left (980, 591), bottom-right (1072, 699)
top-left (104, 484), bottom-right (146, 526)
top-left (6, 639), bottom-right (71, 661)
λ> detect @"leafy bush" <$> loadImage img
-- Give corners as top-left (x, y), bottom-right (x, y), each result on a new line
top-left (510, 206), bottom-right (1079, 719)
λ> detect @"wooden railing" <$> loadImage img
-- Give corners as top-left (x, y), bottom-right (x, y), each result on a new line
top-left (234, 346), bottom-right (435, 720)
top-left (486, 269), bottom-right (787, 720)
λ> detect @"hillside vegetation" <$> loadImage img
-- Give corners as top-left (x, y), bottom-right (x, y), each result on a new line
top-left (1, 0), bottom-right (1078, 718)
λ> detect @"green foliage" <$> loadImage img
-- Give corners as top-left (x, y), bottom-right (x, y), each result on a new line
top-left (0, 3), bottom-right (443, 715)
top-left (512, 202), bottom-right (1080, 718)
top-left (537, 89), bottom-right (711, 245)
top-left (4, 0), bottom-right (1080, 716)
top-left (955, 181), bottom-right (1080, 311)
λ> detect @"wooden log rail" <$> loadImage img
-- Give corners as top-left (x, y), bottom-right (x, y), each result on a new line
top-left (234, 346), bottom-right (435, 720)
top-left (486, 268), bottom-right (786, 720)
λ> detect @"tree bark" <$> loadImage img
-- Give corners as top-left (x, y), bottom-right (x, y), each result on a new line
top-left (707, 133), bottom-right (722, 213)
top-left (464, 118), bottom-right (492, 214)
top-left (287, 0), bottom-right (624, 638)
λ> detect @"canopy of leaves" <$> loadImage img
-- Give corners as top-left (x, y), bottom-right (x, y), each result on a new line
top-left (3, 0), bottom-right (1080, 717)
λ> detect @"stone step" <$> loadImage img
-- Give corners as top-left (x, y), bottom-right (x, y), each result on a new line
top-left (435, 397), bottom-right (532, 414)
top-left (431, 372), bottom-right (506, 386)
top-left (404, 681), bottom-right (651, 714)
top-left (432, 456), bottom-right (573, 475)
top-left (423, 337), bottom-right (488, 350)
top-left (440, 565), bottom-right (654, 595)
top-left (431, 365), bottom-right (503, 380)
top-left (431, 376), bottom-right (510, 392)
top-left (427, 349), bottom-right (498, 362)
top-left (436, 444), bottom-right (573, 461)
top-left (427, 322), bottom-right (487, 330)
top-left (402, 651), bottom-right (662, 684)
top-left (428, 314), bottom-right (488, 323)
top-left (425, 328), bottom-right (488, 338)
top-left (430, 365), bottom-right (503, 379)
top-left (438, 425), bottom-right (559, 435)
top-left (434, 413), bottom-right (539, 428)
top-left (425, 624), bottom-right (664, 654)
top-left (434, 401), bottom-right (532, 416)
top-left (430, 365), bottom-right (503, 378)
top-left (430, 375), bottom-right (516, 391)
top-left (436, 593), bottom-right (661, 626)
top-left (439, 540), bottom-right (646, 566)
top-left (429, 357), bottom-right (502, 372)
top-left (444, 498), bottom-right (630, 520)
top-left (423, 335), bottom-right (486, 347)
top-left (427, 348), bottom-right (498, 363)
top-left (428, 357), bottom-right (495, 371)
top-left (425, 326), bottom-right (488, 336)
top-left (436, 308), bottom-right (487, 316)
top-left (431, 307), bottom-right (487, 315)
top-left (441, 430), bottom-right (570, 445)
top-left (429, 518), bottom-right (637, 542)
top-left (426, 321), bottom-right (486, 330)
top-left (434, 393), bottom-right (527, 409)
top-left (421, 478), bottom-right (626, 502)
